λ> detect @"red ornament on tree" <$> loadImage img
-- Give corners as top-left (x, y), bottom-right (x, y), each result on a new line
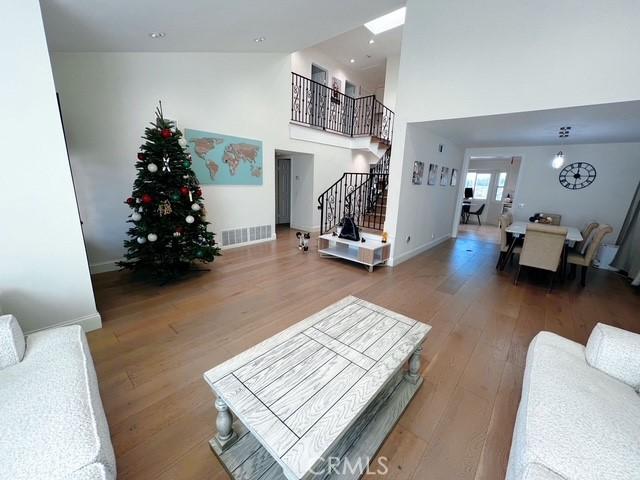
top-left (126, 197), bottom-right (135, 206)
top-left (141, 194), bottom-right (153, 205)
top-left (137, 152), bottom-right (145, 161)
top-left (196, 188), bottom-right (202, 197)
top-left (161, 129), bottom-right (172, 139)
top-left (179, 186), bottom-right (190, 197)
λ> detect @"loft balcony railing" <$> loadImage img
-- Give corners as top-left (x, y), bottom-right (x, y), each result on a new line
top-left (291, 72), bottom-right (394, 144)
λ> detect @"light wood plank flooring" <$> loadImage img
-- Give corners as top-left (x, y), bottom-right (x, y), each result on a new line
top-left (89, 227), bottom-right (639, 480)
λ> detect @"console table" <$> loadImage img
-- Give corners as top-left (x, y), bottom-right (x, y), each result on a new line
top-left (318, 233), bottom-right (390, 272)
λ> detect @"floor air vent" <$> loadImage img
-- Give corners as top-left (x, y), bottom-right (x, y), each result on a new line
top-left (221, 225), bottom-right (272, 247)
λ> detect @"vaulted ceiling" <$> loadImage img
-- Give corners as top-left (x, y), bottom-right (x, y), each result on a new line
top-left (40, 0), bottom-right (405, 52)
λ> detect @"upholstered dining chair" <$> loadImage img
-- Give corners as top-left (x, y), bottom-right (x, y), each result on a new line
top-left (539, 212), bottom-right (562, 225)
top-left (573, 222), bottom-right (599, 253)
top-left (496, 212), bottom-right (522, 269)
top-left (567, 224), bottom-right (613, 287)
top-left (515, 224), bottom-right (568, 291)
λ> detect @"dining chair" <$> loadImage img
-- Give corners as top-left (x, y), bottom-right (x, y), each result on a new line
top-left (567, 224), bottom-right (613, 287)
top-left (496, 212), bottom-right (521, 269)
top-left (515, 224), bottom-right (568, 291)
top-left (539, 212), bottom-right (562, 225)
top-left (467, 204), bottom-right (485, 225)
top-left (573, 222), bottom-right (599, 253)
top-left (460, 203), bottom-right (471, 223)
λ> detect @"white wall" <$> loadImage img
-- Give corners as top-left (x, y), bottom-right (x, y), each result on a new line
top-left (383, 55), bottom-right (400, 111)
top-left (385, 0), bottom-right (640, 264)
top-left (388, 125), bottom-right (464, 265)
top-left (51, 52), bottom-right (363, 268)
top-left (0, 0), bottom-right (100, 333)
top-left (292, 47), bottom-right (377, 96)
top-left (464, 143), bottom-right (640, 238)
top-left (287, 153), bottom-right (315, 231)
top-left (398, 0), bottom-right (640, 122)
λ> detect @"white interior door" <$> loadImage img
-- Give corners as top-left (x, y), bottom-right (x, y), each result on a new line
top-left (276, 158), bottom-right (291, 224)
top-left (311, 64), bottom-right (328, 128)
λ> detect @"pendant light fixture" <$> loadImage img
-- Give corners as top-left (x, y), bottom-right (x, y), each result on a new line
top-left (552, 126), bottom-right (571, 169)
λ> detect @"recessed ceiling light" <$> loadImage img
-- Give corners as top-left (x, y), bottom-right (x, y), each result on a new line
top-left (350, 58), bottom-right (355, 63)
top-left (365, 7), bottom-right (406, 35)
top-left (254, 36), bottom-right (266, 43)
top-left (369, 39), bottom-right (375, 44)
top-left (149, 32), bottom-right (165, 39)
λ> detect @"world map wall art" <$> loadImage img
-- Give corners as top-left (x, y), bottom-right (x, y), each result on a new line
top-left (184, 128), bottom-right (263, 185)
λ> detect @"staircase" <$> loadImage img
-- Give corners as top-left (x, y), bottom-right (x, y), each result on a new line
top-left (290, 72), bottom-right (395, 235)
top-left (317, 147), bottom-right (391, 234)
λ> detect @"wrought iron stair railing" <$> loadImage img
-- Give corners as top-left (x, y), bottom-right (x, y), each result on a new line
top-left (291, 72), bottom-right (394, 144)
top-left (317, 148), bottom-right (391, 234)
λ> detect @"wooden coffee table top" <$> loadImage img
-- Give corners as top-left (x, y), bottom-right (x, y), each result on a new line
top-left (203, 296), bottom-right (430, 480)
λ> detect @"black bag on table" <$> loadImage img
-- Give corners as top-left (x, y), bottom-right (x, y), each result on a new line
top-left (338, 216), bottom-right (360, 241)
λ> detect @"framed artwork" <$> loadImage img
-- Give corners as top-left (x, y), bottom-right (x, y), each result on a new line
top-left (427, 163), bottom-right (438, 185)
top-left (440, 166), bottom-right (450, 186)
top-left (331, 77), bottom-right (342, 103)
top-left (450, 168), bottom-right (458, 186)
top-left (412, 161), bottom-right (424, 185)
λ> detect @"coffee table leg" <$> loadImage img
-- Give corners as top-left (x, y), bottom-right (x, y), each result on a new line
top-left (214, 397), bottom-right (237, 451)
top-left (405, 345), bottom-right (423, 384)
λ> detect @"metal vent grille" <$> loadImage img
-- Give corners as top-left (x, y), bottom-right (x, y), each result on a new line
top-left (221, 225), bottom-right (272, 247)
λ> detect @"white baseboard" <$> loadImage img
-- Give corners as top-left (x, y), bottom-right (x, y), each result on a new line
top-left (90, 258), bottom-right (124, 275)
top-left (221, 234), bottom-right (277, 250)
top-left (290, 224), bottom-right (320, 233)
top-left (388, 235), bottom-right (451, 266)
top-left (24, 311), bottom-right (102, 335)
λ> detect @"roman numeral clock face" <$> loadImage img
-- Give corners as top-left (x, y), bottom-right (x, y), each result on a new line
top-left (559, 162), bottom-right (597, 190)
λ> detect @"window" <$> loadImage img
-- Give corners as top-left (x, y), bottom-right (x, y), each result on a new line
top-left (495, 172), bottom-right (507, 201)
top-left (465, 171), bottom-right (491, 199)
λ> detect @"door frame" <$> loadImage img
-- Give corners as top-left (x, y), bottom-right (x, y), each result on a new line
top-left (275, 158), bottom-right (292, 225)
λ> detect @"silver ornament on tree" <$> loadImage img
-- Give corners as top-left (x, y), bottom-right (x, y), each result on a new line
top-left (185, 215), bottom-right (195, 224)
top-left (147, 163), bottom-right (158, 173)
top-left (191, 203), bottom-right (201, 212)
top-left (178, 137), bottom-right (187, 148)
top-left (131, 212), bottom-right (142, 221)
top-left (162, 155), bottom-right (171, 172)
top-left (147, 233), bottom-right (158, 242)
top-left (137, 236), bottom-right (147, 244)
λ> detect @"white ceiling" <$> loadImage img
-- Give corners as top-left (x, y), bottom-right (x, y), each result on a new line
top-left (416, 101), bottom-right (640, 148)
top-left (313, 25), bottom-right (403, 87)
top-left (40, 0), bottom-right (405, 53)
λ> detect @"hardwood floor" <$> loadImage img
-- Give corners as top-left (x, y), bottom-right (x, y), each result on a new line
top-left (89, 227), bottom-right (639, 480)
top-left (457, 223), bottom-right (500, 244)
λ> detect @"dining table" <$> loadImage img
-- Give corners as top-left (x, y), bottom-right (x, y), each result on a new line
top-left (500, 221), bottom-right (583, 273)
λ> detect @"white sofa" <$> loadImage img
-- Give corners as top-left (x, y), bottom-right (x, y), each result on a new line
top-left (0, 314), bottom-right (116, 480)
top-left (506, 323), bottom-right (640, 480)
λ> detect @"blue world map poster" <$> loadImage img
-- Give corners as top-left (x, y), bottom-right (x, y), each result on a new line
top-left (184, 128), bottom-right (263, 185)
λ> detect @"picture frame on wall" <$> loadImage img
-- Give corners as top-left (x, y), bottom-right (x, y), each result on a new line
top-left (440, 166), bottom-right (450, 186)
top-left (427, 163), bottom-right (438, 185)
top-left (331, 77), bottom-right (342, 103)
top-left (412, 161), bottom-right (424, 185)
top-left (450, 168), bottom-right (458, 186)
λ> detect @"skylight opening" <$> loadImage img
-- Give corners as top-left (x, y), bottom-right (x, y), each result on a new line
top-left (364, 7), bottom-right (406, 35)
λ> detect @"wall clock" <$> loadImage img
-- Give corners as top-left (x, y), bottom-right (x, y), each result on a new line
top-left (558, 162), bottom-right (596, 190)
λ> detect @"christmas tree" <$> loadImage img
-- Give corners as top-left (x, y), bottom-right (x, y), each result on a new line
top-left (118, 104), bottom-right (221, 280)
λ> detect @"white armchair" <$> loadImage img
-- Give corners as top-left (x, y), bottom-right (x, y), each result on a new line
top-left (507, 323), bottom-right (640, 480)
top-left (0, 314), bottom-right (116, 480)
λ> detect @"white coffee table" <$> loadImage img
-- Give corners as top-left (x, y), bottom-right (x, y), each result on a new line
top-left (203, 296), bottom-right (430, 480)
